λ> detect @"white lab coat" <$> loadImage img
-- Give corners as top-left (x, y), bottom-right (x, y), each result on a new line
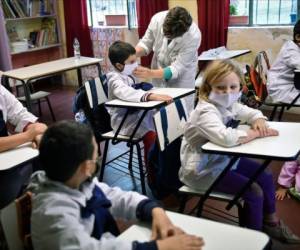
top-left (137, 11), bottom-right (201, 113)
top-left (179, 100), bottom-right (266, 190)
top-left (106, 71), bottom-right (155, 138)
top-left (0, 83), bottom-right (37, 132)
top-left (29, 171), bottom-right (148, 250)
top-left (267, 40), bottom-right (300, 103)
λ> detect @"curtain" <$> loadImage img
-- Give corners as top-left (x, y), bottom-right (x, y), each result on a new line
top-left (197, 0), bottom-right (230, 53)
top-left (136, 0), bottom-right (168, 66)
top-left (0, 7), bottom-right (12, 71)
top-left (63, 0), bottom-right (93, 57)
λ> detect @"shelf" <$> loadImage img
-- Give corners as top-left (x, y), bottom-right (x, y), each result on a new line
top-left (11, 43), bottom-right (61, 55)
top-left (5, 14), bottom-right (57, 22)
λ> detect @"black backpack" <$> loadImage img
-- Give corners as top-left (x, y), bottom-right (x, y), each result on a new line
top-left (73, 76), bottom-right (112, 142)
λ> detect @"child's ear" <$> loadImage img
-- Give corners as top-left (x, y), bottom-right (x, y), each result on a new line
top-left (115, 63), bottom-right (124, 72)
top-left (79, 160), bottom-right (92, 177)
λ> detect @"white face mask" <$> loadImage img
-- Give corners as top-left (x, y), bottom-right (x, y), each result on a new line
top-left (122, 62), bottom-right (138, 76)
top-left (208, 91), bottom-right (241, 108)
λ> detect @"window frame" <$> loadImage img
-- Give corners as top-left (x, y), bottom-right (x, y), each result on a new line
top-left (230, 0), bottom-right (299, 27)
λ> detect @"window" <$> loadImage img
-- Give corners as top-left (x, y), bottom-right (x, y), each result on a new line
top-left (230, 0), bottom-right (299, 26)
top-left (87, 0), bottom-right (137, 28)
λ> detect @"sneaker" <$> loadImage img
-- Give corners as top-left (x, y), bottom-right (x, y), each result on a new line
top-left (263, 220), bottom-right (300, 244)
top-left (288, 187), bottom-right (300, 201)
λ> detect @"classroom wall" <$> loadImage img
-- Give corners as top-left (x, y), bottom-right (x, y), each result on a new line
top-left (168, 0), bottom-right (198, 22)
top-left (227, 26), bottom-right (293, 66)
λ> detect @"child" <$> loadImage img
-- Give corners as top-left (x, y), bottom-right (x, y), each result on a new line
top-left (0, 76), bottom-right (47, 209)
top-left (267, 19), bottom-right (300, 104)
top-left (107, 41), bottom-right (173, 161)
top-left (178, 60), bottom-right (300, 244)
top-left (29, 121), bottom-right (204, 250)
top-left (276, 157), bottom-right (300, 201)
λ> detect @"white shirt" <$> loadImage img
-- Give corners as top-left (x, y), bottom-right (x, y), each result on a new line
top-left (137, 11), bottom-right (201, 113)
top-left (30, 171), bottom-right (147, 250)
top-left (0, 83), bottom-right (37, 132)
top-left (267, 40), bottom-right (300, 104)
top-left (179, 100), bottom-right (266, 190)
top-left (106, 71), bottom-right (155, 137)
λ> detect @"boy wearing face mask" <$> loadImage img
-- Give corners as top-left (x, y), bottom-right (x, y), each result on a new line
top-left (267, 19), bottom-right (300, 104)
top-left (107, 41), bottom-right (173, 162)
top-left (179, 60), bottom-right (300, 244)
top-left (29, 121), bottom-right (204, 250)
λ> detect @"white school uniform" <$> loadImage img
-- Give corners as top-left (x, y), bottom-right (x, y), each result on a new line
top-left (137, 11), bottom-right (201, 113)
top-left (0, 83), bottom-right (37, 132)
top-left (30, 171), bottom-right (147, 250)
top-left (179, 100), bottom-right (266, 190)
top-left (106, 71), bottom-right (155, 138)
top-left (267, 40), bottom-right (300, 104)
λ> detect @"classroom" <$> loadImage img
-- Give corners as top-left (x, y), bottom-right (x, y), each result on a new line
top-left (0, 0), bottom-right (300, 249)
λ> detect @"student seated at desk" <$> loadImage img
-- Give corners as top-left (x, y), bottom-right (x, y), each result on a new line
top-left (29, 121), bottom-right (204, 250)
top-left (276, 156), bottom-right (300, 201)
top-left (0, 78), bottom-right (47, 209)
top-left (267, 20), bottom-right (300, 104)
top-left (107, 41), bottom-right (173, 161)
top-left (178, 60), bottom-right (300, 244)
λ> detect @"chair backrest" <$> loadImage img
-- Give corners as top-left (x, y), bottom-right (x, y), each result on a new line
top-left (1, 192), bottom-right (33, 250)
top-left (246, 51), bottom-right (270, 103)
top-left (153, 99), bottom-right (188, 151)
top-left (84, 76), bottom-right (108, 108)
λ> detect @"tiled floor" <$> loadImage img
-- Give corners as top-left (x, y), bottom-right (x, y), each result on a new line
top-left (34, 84), bottom-right (300, 249)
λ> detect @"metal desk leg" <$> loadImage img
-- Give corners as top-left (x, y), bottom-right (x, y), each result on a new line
top-left (127, 110), bottom-right (148, 146)
top-left (226, 158), bottom-right (272, 210)
top-left (196, 156), bottom-right (239, 217)
top-left (77, 68), bottom-right (83, 87)
top-left (23, 80), bottom-right (32, 112)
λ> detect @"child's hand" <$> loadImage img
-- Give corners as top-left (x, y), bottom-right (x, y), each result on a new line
top-left (148, 93), bottom-right (173, 104)
top-left (25, 123), bottom-right (47, 140)
top-left (151, 208), bottom-right (184, 240)
top-left (157, 234), bottom-right (205, 250)
top-left (275, 186), bottom-right (290, 200)
top-left (238, 128), bottom-right (279, 144)
top-left (252, 118), bottom-right (268, 136)
top-left (32, 134), bottom-right (43, 149)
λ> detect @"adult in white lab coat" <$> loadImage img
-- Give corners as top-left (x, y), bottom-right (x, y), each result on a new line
top-left (267, 20), bottom-right (300, 104)
top-left (134, 7), bottom-right (201, 113)
top-left (0, 76), bottom-right (47, 209)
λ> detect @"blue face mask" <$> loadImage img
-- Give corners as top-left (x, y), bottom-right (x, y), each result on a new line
top-left (208, 92), bottom-right (241, 108)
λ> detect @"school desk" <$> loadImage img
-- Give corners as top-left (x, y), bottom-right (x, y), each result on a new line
top-left (201, 121), bottom-right (300, 211)
top-left (105, 87), bottom-right (195, 145)
top-left (2, 56), bottom-right (102, 111)
top-left (118, 211), bottom-right (270, 250)
top-left (0, 143), bottom-right (38, 171)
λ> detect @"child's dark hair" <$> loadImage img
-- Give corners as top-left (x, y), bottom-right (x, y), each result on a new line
top-left (39, 120), bottom-right (94, 182)
top-left (108, 41), bottom-right (136, 67)
top-left (163, 6), bottom-right (192, 38)
top-left (294, 19), bottom-right (300, 41)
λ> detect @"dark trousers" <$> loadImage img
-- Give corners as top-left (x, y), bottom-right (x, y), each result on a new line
top-left (0, 163), bottom-right (33, 209)
top-left (215, 158), bottom-right (276, 230)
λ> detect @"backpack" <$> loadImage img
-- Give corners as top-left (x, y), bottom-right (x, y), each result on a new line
top-left (241, 51), bottom-right (270, 108)
top-left (147, 100), bottom-right (186, 199)
top-left (73, 76), bottom-right (112, 142)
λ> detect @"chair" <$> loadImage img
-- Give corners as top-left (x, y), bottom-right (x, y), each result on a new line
top-left (152, 100), bottom-right (244, 225)
top-left (2, 75), bottom-right (56, 122)
top-left (252, 51), bottom-right (300, 121)
top-left (0, 192), bottom-right (33, 250)
top-left (83, 77), bottom-right (146, 195)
